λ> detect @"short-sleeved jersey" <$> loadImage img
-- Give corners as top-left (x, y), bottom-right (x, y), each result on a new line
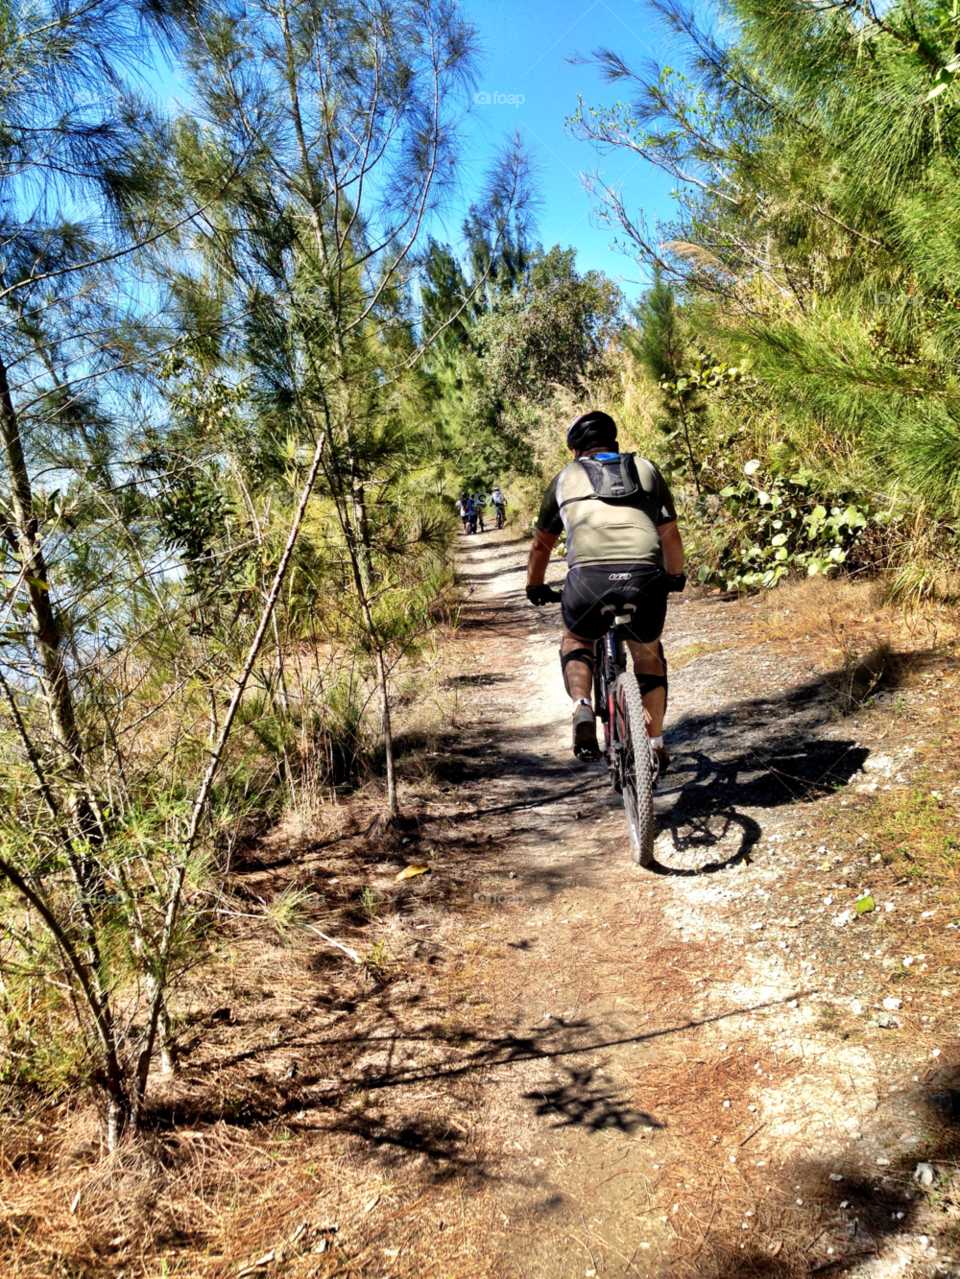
top-left (536, 454), bottom-right (677, 569)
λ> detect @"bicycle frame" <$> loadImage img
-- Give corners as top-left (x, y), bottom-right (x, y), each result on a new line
top-left (595, 608), bottom-right (634, 791)
top-left (542, 584), bottom-right (660, 862)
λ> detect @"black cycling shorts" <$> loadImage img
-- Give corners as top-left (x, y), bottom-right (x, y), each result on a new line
top-left (561, 563), bottom-right (667, 644)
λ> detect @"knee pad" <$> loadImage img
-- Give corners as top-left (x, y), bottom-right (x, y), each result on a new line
top-left (561, 646), bottom-right (595, 696)
top-left (638, 644), bottom-right (668, 706)
top-left (637, 673), bottom-right (668, 696)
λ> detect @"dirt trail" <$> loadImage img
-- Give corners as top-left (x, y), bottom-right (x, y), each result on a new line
top-left (449, 526), bottom-right (960, 1279)
top-left (11, 527), bottom-right (960, 1279)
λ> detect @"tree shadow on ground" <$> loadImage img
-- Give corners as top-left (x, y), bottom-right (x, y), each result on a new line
top-left (441, 672), bottom-right (513, 688)
top-left (683, 1067), bottom-right (960, 1276)
top-left (142, 992), bottom-right (802, 1181)
top-left (523, 1064), bottom-right (660, 1133)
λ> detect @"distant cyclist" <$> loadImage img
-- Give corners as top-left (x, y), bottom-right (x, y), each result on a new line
top-left (457, 493), bottom-right (470, 533)
top-left (464, 495), bottom-right (478, 534)
top-left (473, 493), bottom-right (486, 533)
top-left (525, 410), bottom-right (685, 765)
top-left (492, 487), bottom-right (506, 528)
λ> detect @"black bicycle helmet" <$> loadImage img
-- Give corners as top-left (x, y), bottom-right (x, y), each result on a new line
top-left (566, 410), bottom-right (618, 452)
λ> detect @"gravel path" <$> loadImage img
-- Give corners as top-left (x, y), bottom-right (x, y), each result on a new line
top-left (450, 527), bottom-right (960, 1279)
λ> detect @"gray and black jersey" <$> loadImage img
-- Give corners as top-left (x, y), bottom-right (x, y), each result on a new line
top-left (535, 454), bottom-right (677, 569)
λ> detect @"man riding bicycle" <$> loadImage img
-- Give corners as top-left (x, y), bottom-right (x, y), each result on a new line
top-left (492, 487), bottom-right (506, 527)
top-left (526, 410), bottom-right (685, 766)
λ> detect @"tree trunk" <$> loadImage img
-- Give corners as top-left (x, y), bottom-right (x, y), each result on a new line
top-left (375, 646), bottom-right (398, 818)
top-left (131, 428), bottom-right (329, 1121)
top-left (676, 395), bottom-right (702, 499)
top-left (0, 355), bottom-right (102, 849)
top-left (319, 439), bottom-right (400, 820)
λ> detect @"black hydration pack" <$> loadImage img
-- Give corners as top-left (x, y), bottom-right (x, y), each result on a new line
top-left (562, 452), bottom-right (660, 522)
top-left (576, 452), bottom-right (643, 501)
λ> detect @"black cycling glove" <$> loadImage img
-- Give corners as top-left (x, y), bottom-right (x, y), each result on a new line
top-left (665, 572), bottom-right (687, 594)
top-left (526, 583), bottom-right (560, 606)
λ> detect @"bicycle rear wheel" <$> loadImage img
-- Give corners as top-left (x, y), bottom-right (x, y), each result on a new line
top-left (615, 670), bottom-right (655, 866)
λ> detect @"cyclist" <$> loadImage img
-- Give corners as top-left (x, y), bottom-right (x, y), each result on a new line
top-left (463, 494), bottom-right (477, 534)
top-left (492, 486), bottom-right (506, 527)
top-left (457, 493), bottom-right (470, 533)
top-left (473, 492), bottom-right (486, 533)
top-left (526, 410), bottom-right (685, 766)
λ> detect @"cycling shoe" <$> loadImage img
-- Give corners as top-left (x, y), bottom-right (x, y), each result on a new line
top-left (653, 744), bottom-right (670, 776)
top-left (572, 703), bottom-right (600, 761)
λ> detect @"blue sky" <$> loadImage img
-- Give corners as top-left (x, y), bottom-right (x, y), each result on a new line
top-left (147, 0), bottom-right (682, 304)
top-left (453, 0), bottom-right (681, 302)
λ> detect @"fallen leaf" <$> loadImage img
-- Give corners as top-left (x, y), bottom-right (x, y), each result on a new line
top-left (856, 895), bottom-right (876, 916)
top-left (395, 865), bottom-right (429, 881)
top-left (363, 1195), bottom-right (380, 1213)
top-left (768, 1241), bottom-right (782, 1257)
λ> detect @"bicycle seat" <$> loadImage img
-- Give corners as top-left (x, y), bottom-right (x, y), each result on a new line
top-left (600, 601), bottom-right (636, 617)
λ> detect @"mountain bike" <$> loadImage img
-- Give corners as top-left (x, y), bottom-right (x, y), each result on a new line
top-left (595, 601), bottom-right (658, 865)
top-left (494, 504), bottom-right (505, 529)
top-left (542, 589), bottom-right (658, 865)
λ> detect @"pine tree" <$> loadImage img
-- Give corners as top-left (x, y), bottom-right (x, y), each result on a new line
top-left (0, 0), bottom-right (229, 1149)
top-left (628, 266), bottom-right (703, 494)
top-left (571, 0), bottom-right (960, 581)
top-left (166, 0), bottom-right (531, 819)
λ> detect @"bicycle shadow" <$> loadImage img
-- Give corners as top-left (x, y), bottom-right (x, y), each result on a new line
top-left (646, 676), bottom-right (870, 875)
top-left (648, 805), bottom-right (762, 877)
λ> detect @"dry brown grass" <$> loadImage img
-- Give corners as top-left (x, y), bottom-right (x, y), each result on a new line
top-left (0, 603), bottom-right (512, 1279)
top-left (670, 640), bottom-right (720, 671)
top-left (746, 572), bottom-right (960, 719)
top-left (752, 575), bottom-right (891, 644)
top-left (752, 570), bottom-right (960, 652)
top-left (0, 787), bottom-right (512, 1277)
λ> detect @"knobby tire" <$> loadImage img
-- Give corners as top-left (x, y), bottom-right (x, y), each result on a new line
top-left (616, 670), bottom-right (655, 866)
